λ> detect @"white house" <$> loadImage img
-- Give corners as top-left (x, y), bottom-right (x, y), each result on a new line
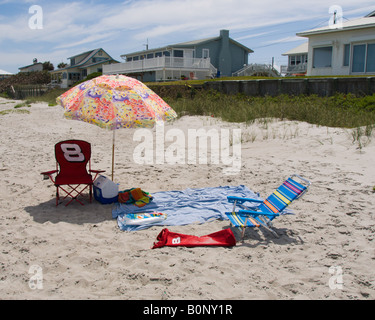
top-left (19, 59), bottom-right (43, 73)
top-left (0, 68), bottom-right (13, 80)
top-left (296, 11), bottom-right (375, 76)
top-left (282, 42), bottom-right (308, 76)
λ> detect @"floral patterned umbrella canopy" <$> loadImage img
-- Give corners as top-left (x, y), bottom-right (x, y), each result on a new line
top-left (56, 74), bottom-right (177, 180)
top-left (57, 74), bottom-right (177, 129)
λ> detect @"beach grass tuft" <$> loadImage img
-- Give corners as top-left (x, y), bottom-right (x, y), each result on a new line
top-left (24, 88), bottom-right (66, 106)
top-left (0, 109), bottom-right (30, 116)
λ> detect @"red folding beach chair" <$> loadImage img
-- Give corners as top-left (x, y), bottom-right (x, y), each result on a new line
top-left (41, 140), bottom-right (105, 206)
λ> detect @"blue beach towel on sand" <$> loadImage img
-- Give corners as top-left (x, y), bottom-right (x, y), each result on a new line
top-left (112, 185), bottom-right (261, 231)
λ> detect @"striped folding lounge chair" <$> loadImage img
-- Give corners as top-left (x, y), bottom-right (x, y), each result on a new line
top-left (225, 174), bottom-right (311, 239)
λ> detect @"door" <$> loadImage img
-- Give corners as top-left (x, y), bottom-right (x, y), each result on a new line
top-left (203, 48), bottom-right (210, 59)
top-left (184, 49), bottom-right (194, 67)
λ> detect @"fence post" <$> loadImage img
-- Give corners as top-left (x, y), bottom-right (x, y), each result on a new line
top-left (304, 79), bottom-right (309, 95)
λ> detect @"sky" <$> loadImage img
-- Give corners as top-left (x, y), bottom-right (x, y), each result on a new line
top-left (1, 0), bottom-right (375, 74)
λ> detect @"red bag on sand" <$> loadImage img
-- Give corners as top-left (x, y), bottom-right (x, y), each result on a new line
top-left (152, 228), bottom-right (236, 249)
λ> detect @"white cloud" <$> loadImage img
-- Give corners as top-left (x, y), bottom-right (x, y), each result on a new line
top-left (261, 35), bottom-right (306, 46)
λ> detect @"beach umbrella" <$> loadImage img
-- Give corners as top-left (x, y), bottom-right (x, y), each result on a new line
top-left (56, 74), bottom-right (177, 181)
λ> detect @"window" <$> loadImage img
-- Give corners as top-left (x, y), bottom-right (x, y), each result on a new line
top-left (290, 56), bottom-right (296, 66)
top-left (147, 53), bottom-right (154, 59)
top-left (155, 52), bottom-right (162, 57)
top-left (352, 43), bottom-right (375, 73)
top-left (290, 55), bottom-right (307, 66)
top-left (92, 57), bottom-right (107, 63)
top-left (343, 44), bottom-right (350, 66)
top-left (133, 56), bottom-right (139, 61)
top-left (366, 44), bottom-right (375, 72)
top-left (68, 73), bottom-right (80, 81)
top-left (173, 50), bottom-right (183, 57)
top-left (313, 46), bottom-right (332, 68)
top-left (352, 44), bottom-right (366, 72)
top-left (127, 57), bottom-right (132, 62)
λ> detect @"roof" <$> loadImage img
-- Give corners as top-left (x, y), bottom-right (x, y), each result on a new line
top-left (173, 36), bottom-right (218, 47)
top-left (69, 48), bottom-right (105, 66)
top-left (282, 42), bottom-right (308, 56)
top-left (297, 16), bottom-right (375, 37)
top-left (19, 62), bottom-right (43, 70)
top-left (121, 32), bottom-right (253, 57)
top-left (54, 48), bottom-right (118, 72)
top-left (68, 48), bottom-right (101, 60)
top-left (0, 69), bottom-right (13, 75)
top-left (174, 35), bottom-right (254, 53)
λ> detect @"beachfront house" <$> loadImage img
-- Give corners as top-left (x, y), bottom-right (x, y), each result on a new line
top-left (19, 59), bottom-right (43, 73)
top-left (103, 30), bottom-right (253, 81)
top-left (0, 69), bottom-right (13, 80)
top-left (282, 42), bottom-right (308, 76)
top-left (51, 48), bottom-right (119, 88)
top-left (296, 10), bottom-right (375, 76)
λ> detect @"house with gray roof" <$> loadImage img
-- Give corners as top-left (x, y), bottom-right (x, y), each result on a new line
top-left (51, 48), bottom-right (119, 88)
top-left (19, 59), bottom-right (43, 73)
top-left (104, 30), bottom-right (253, 81)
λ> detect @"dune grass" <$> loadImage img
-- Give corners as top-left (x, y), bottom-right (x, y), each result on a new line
top-left (24, 88), bottom-right (66, 106)
top-left (165, 91), bottom-right (375, 129)
top-left (10, 84), bottom-right (375, 130)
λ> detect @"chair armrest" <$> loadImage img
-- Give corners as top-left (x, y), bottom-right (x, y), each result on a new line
top-left (227, 196), bottom-right (263, 204)
top-left (89, 170), bottom-right (106, 181)
top-left (90, 170), bottom-right (106, 174)
top-left (239, 209), bottom-right (279, 218)
top-left (41, 170), bottom-right (58, 176)
top-left (41, 170), bottom-right (58, 183)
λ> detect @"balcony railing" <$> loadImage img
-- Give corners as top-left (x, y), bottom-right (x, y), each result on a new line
top-left (232, 63), bottom-right (279, 77)
top-left (104, 56), bottom-right (212, 74)
top-left (285, 63), bottom-right (308, 75)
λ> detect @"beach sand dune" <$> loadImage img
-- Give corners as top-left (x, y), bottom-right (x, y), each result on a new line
top-left (0, 97), bottom-right (374, 300)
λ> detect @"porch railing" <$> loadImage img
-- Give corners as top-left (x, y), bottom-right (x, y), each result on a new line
top-left (232, 64), bottom-right (279, 77)
top-left (104, 56), bottom-right (212, 74)
top-left (285, 63), bottom-right (308, 75)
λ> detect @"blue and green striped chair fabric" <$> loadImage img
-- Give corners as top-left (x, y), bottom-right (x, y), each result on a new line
top-left (226, 175), bottom-right (310, 237)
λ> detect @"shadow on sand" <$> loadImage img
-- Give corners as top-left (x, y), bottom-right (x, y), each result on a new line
top-left (228, 225), bottom-right (304, 248)
top-left (25, 197), bottom-right (114, 225)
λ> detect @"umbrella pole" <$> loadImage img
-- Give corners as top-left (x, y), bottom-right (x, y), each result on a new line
top-left (112, 130), bottom-right (115, 181)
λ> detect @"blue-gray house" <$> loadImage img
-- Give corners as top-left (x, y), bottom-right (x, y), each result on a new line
top-left (103, 30), bottom-right (253, 81)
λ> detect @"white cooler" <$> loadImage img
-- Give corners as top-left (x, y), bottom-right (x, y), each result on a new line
top-left (93, 175), bottom-right (119, 204)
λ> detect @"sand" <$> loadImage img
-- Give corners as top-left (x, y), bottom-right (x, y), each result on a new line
top-left (0, 97), bottom-right (374, 300)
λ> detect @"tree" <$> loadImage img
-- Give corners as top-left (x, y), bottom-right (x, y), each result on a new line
top-left (57, 62), bottom-right (67, 69)
top-left (43, 61), bottom-right (54, 71)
